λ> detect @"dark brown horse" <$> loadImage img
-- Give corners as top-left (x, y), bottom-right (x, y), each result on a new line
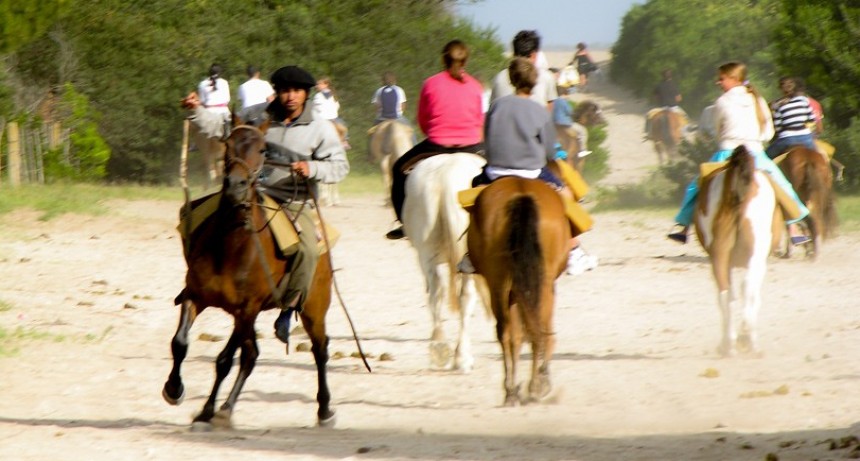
top-left (648, 109), bottom-right (687, 164)
top-left (162, 120), bottom-right (336, 429)
top-left (779, 146), bottom-right (837, 260)
top-left (466, 177), bottom-right (571, 405)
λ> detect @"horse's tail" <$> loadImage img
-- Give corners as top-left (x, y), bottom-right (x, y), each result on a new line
top-left (506, 195), bottom-right (543, 313)
top-left (726, 145), bottom-right (756, 208)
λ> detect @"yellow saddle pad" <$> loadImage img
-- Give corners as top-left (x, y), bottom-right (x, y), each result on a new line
top-left (699, 162), bottom-right (801, 222)
top-left (177, 192), bottom-right (339, 257)
top-left (458, 184), bottom-right (593, 236)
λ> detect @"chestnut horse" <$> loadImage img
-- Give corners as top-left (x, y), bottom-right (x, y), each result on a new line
top-left (466, 177), bottom-right (571, 405)
top-left (779, 146), bottom-right (837, 260)
top-left (368, 120), bottom-right (414, 203)
top-left (648, 109), bottom-right (687, 164)
top-left (401, 152), bottom-right (485, 372)
top-left (555, 100), bottom-right (604, 172)
top-left (162, 120), bottom-right (336, 429)
top-left (694, 146), bottom-right (781, 357)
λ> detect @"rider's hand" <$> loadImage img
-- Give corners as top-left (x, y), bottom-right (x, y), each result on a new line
top-left (291, 161), bottom-right (310, 178)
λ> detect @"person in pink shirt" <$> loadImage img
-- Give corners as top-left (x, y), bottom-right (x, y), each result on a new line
top-left (386, 39), bottom-right (485, 239)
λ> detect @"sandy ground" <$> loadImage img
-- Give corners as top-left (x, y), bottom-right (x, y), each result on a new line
top-left (1, 52), bottom-right (859, 461)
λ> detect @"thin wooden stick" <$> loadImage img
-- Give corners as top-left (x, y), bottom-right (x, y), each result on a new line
top-left (180, 119), bottom-right (192, 257)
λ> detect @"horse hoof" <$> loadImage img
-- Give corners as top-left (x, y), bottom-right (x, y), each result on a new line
top-left (162, 382), bottom-right (185, 406)
top-left (429, 342), bottom-right (453, 369)
top-left (318, 411), bottom-right (337, 428)
top-left (190, 421), bottom-right (214, 433)
top-left (211, 410), bottom-right (233, 429)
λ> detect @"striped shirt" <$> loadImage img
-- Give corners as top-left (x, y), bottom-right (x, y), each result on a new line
top-left (772, 95), bottom-right (814, 139)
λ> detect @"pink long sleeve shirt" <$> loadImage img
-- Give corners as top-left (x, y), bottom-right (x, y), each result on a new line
top-left (417, 71), bottom-right (484, 146)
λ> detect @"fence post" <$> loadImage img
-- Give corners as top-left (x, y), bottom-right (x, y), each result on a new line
top-left (7, 122), bottom-right (20, 187)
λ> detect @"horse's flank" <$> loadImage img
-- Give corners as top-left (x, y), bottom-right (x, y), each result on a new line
top-left (780, 146), bottom-right (837, 258)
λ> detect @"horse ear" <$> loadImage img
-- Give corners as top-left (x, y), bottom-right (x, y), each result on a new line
top-left (258, 118), bottom-right (270, 134)
top-left (232, 112), bottom-right (244, 127)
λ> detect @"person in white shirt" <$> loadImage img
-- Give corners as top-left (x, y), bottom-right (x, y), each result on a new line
top-left (489, 30), bottom-right (558, 109)
top-left (312, 77), bottom-right (349, 149)
top-left (237, 65), bottom-right (275, 110)
top-left (667, 61), bottom-right (810, 245)
top-left (197, 63), bottom-right (231, 119)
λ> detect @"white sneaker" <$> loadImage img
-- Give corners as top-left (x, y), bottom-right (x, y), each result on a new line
top-left (566, 248), bottom-right (598, 276)
top-left (457, 254), bottom-right (476, 274)
top-left (577, 150), bottom-right (592, 158)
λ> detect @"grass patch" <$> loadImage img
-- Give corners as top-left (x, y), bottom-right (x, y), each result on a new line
top-left (0, 299), bottom-right (12, 312)
top-left (0, 325), bottom-right (112, 357)
top-left (836, 194), bottom-right (860, 233)
top-left (0, 183), bottom-right (178, 220)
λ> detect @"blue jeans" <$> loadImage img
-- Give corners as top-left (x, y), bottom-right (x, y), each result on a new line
top-left (675, 149), bottom-right (809, 226)
top-left (765, 134), bottom-right (816, 159)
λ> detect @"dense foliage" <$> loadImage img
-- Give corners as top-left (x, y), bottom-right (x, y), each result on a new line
top-left (612, 0), bottom-right (860, 190)
top-left (2, 0), bottom-right (506, 183)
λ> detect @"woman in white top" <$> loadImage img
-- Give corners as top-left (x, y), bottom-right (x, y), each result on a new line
top-left (197, 63), bottom-right (231, 119)
top-left (668, 61), bottom-right (809, 245)
top-left (312, 77), bottom-right (349, 149)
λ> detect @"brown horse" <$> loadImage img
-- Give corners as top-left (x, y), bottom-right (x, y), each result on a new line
top-left (779, 146), bottom-right (837, 260)
top-left (162, 120), bottom-right (336, 429)
top-left (181, 92), bottom-right (227, 189)
top-left (555, 100), bottom-right (604, 172)
top-left (466, 177), bottom-right (571, 405)
top-left (648, 109), bottom-right (687, 164)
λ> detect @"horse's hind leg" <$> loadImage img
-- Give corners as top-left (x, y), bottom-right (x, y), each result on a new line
top-left (163, 296), bottom-right (201, 406)
top-left (453, 274), bottom-right (477, 373)
top-left (427, 262), bottom-right (453, 369)
top-left (738, 264), bottom-right (766, 356)
top-left (494, 296), bottom-right (522, 406)
top-left (300, 255), bottom-right (335, 427)
top-left (193, 329), bottom-right (242, 425)
top-left (527, 286), bottom-right (556, 402)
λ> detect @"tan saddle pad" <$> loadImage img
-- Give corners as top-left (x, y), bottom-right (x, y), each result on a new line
top-left (177, 192), bottom-right (339, 256)
top-left (699, 162), bottom-right (801, 221)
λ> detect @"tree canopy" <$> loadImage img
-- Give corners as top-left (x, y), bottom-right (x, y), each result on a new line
top-left (2, 0), bottom-right (505, 183)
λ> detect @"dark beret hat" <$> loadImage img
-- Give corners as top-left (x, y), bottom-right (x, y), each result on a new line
top-left (270, 65), bottom-right (316, 91)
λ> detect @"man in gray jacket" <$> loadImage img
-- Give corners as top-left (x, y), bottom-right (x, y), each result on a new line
top-left (186, 65), bottom-right (349, 342)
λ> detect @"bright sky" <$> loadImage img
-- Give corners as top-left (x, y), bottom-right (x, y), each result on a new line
top-left (455, 0), bottom-right (644, 50)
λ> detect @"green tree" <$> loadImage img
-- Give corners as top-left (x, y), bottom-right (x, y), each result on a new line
top-left (611, 0), bottom-right (781, 117)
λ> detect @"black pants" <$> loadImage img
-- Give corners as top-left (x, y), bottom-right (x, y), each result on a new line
top-left (390, 139), bottom-right (484, 222)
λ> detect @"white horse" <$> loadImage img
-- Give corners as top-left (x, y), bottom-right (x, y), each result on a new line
top-left (401, 152), bottom-right (486, 372)
top-left (694, 146), bottom-right (781, 357)
top-left (368, 120), bottom-right (414, 202)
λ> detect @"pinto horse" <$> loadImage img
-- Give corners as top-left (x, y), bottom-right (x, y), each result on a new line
top-left (648, 109), bottom-right (687, 164)
top-left (162, 120), bottom-right (336, 429)
top-left (181, 92), bottom-right (227, 189)
top-left (401, 152), bottom-right (485, 372)
top-left (368, 120), bottom-right (414, 203)
top-left (779, 146), bottom-right (837, 260)
top-left (694, 146), bottom-right (781, 357)
top-left (466, 177), bottom-right (571, 405)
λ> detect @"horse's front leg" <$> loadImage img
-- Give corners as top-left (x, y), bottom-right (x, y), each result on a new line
top-left (211, 316), bottom-right (260, 428)
top-left (193, 329), bottom-right (242, 425)
top-left (163, 296), bottom-right (201, 405)
top-left (453, 274), bottom-right (477, 373)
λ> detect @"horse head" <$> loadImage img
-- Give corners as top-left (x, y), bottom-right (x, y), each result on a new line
top-left (180, 92), bottom-right (200, 110)
top-left (573, 100), bottom-right (605, 127)
top-left (222, 117), bottom-right (269, 207)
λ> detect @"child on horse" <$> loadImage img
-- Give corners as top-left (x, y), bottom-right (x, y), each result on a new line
top-left (460, 57), bottom-right (596, 275)
top-left (667, 61), bottom-right (809, 245)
